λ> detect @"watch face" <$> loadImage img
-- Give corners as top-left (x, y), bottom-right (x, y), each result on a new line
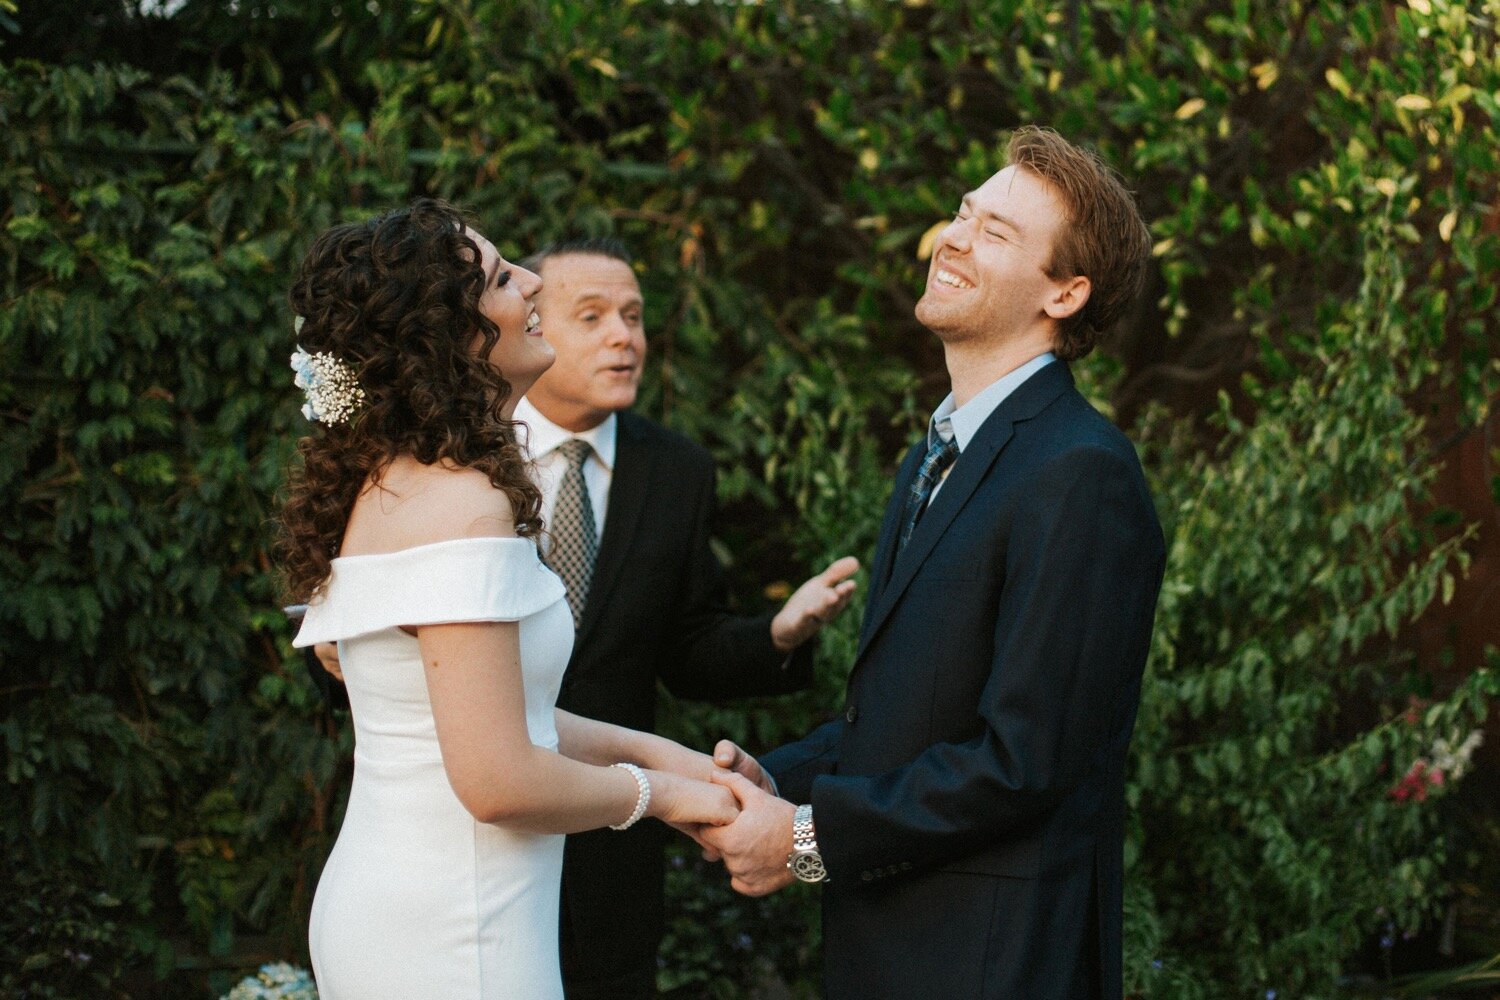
top-left (790, 851), bottom-right (827, 882)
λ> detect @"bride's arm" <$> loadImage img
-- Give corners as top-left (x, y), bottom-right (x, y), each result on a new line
top-left (554, 709), bottom-right (720, 783)
top-left (391, 472), bottom-right (735, 835)
top-left (422, 619), bottom-right (736, 834)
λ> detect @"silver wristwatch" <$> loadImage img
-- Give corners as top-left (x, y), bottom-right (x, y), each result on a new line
top-left (786, 803), bottom-right (828, 883)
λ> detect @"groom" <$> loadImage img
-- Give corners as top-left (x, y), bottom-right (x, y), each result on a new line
top-left (703, 127), bottom-right (1166, 999)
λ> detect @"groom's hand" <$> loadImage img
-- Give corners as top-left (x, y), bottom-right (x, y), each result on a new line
top-left (699, 771), bottom-right (797, 897)
top-left (770, 556), bottom-right (860, 654)
top-left (713, 740), bottom-right (776, 796)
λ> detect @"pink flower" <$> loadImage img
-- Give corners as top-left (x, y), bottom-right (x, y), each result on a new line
top-left (1387, 758), bottom-right (1438, 804)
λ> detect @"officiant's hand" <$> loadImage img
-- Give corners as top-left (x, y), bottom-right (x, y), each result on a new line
top-left (314, 642), bottom-right (344, 682)
top-left (698, 771), bottom-right (797, 897)
top-left (770, 556), bottom-right (860, 654)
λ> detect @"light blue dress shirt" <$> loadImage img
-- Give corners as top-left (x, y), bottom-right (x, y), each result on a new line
top-left (926, 352), bottom-right (1055, 503)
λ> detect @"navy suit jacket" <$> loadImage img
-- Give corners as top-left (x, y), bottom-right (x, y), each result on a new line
top-left (763, 361), bottom-right (1165, 1000)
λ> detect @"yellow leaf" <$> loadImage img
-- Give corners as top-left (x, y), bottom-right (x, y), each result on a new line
top-left (1325, 68), bottom-right (1352, 97)
top-left (1175, 98), bottom-right (1206, 120)
top-left (1395, 94), bottom-right (1432, 111)
top-left (916, 220), bottom-right (947, 261)
top-left (1439, 210), bottom-right (1457, 242)
top-left (859, 148), bottom-right (879, 172)
top-left (424, 16), bottom-right (443, 49)
top-left (1407, 0), bottom-right (1432, 12)
top-left (1374, 178), bottom-right (1398, 198)
top-left (1252, 62), bottom-right (1279, 90)
top-left (588, 58), bottom-right (619, 78)
top-left (1152, 237), bottom-right (1175, 258)
top-left (1047, 69), bottom-right (1062, 93)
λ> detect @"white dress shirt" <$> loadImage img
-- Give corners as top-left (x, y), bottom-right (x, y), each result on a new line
top-left (927, 352), bottom-right (1055, 504)
top-left (513, 396), bottom-right (615, 538)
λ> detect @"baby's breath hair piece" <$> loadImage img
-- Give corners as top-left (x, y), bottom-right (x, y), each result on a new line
top-left (289, 334), bottom-right (367, 425)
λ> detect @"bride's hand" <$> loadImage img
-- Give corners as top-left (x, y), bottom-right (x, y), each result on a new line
top-left (634, 734), bottom-right (721, 784)
top-left (646, 770), bottom-right (739, 827)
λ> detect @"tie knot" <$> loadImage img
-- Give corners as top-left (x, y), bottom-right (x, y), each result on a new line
top-left (923, 431), bottom-right (959, 469)
top-left (556, 438), bottom-right (592, 470)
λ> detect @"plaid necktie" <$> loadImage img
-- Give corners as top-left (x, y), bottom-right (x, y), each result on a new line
top-left (544, 439), bottom-right (598, 627)
top-left (897, 420), bottom-right (959, 556)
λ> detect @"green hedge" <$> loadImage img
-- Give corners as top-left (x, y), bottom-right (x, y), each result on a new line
top-left (2, 2), bottom-right (1496, 997)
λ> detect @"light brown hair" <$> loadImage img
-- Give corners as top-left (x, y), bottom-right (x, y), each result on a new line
top-left (1005, 126), bottom-right (1152, 360)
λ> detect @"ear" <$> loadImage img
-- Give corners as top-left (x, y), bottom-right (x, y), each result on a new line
top-left (1043, 274), bottom-right (1091, 322)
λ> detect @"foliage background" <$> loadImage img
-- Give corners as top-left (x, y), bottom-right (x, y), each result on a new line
top-left (2, 0), bottom-right (1497, 996)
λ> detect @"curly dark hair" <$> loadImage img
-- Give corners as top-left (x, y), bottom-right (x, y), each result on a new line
top-left (278, 198), bottom-right (542, 601)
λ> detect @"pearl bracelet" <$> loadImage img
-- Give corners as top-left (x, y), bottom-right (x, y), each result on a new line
top-left (609, 763), bottom-right (651, 831)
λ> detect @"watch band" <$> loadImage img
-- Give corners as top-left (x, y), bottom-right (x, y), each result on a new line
top-left (787, 803), bottom-right (828, 883)
top-left (792, 803), bottom-right (817, 850)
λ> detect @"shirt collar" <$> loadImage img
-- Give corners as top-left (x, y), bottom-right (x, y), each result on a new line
top-left (514, 396), bottom-right (618, 472)
top-left (929, 352), bottom-right (1056, 452)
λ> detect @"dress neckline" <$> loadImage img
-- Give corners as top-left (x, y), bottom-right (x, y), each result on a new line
top-left (332, 536), bottom-right (534, 564)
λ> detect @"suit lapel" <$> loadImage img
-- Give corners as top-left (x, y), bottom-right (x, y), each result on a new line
top-left (858, 439), bottom-right (925, 651)
top-left (854, 362), bottom-right (1076, 661)
top-left (575, 411), bottom-right (651, 648)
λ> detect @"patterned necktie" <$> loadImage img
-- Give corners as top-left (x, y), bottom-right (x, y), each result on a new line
top-left (897, 420), bottom-right (959, 556)
top-left (544, 439), bottom-right (598, 627)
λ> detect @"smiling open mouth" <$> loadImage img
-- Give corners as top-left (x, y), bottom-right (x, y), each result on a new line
top-left (935, 269), bottom-right (974, 289)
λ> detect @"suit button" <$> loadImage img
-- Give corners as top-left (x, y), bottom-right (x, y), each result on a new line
top-left (862, 871), bottom-right (873, 882)
top-left (845, 705), bottom-right (859, 723)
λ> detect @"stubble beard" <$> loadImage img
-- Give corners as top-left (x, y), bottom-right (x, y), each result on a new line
top-left (916, 294), bottom-right (981, 346)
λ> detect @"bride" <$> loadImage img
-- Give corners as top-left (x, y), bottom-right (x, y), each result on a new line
top-left (279, 199), bottom-right (738, 999)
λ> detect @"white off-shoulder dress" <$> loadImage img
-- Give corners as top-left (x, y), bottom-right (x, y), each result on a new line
top-left (292, 537), bottom-right (574, 1000)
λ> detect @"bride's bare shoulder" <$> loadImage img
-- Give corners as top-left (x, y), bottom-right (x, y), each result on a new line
top-left (343, 457), bottom-right (518, 555)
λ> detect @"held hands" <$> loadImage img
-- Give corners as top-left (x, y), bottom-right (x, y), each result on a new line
top-left (697, 771), bottom-right (797, 897)
top-left (713, 739), bottom-right (776, 796)
top-left (646, 769), bottom-right (740, 828)
top-left (770, 556), bottom-right (860, 654)
top-left (657, 740), bottom-right (801, 897)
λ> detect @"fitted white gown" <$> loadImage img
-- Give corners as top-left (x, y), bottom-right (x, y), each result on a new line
top-left (292, 537), bottom-right (573, 999)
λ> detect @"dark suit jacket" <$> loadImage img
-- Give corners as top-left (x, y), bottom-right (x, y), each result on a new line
top-left (763, 362), bottom-right (1165, 1000)
top-left (304, 409), bottom-right (811, 990)
top-left (552, 410), bottom-right (812, 987)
